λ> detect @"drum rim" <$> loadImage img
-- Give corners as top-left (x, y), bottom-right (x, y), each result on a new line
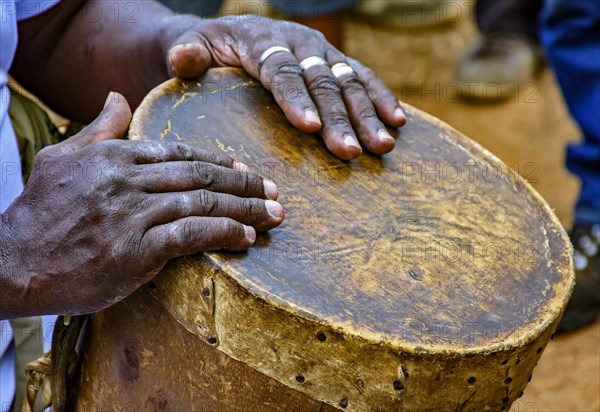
top-left (130, 68), bottom-right (575, 355)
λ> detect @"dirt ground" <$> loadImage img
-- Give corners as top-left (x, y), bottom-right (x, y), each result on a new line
top-left (342, 2), bottom-right (599, 411)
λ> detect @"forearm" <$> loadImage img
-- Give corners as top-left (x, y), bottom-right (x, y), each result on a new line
top-left (10, 0), bottom-right (198, 123)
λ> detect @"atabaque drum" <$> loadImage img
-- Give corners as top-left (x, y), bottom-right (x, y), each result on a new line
top-left (68, 68), bottom-right (574, 411)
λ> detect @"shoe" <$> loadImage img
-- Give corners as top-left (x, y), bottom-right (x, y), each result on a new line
top-left (354, 0), bottom-right (457, 29)
top-left (455, 33), bottom-right (543, 102)
top-left (557, 223), bottom-right (600, 333)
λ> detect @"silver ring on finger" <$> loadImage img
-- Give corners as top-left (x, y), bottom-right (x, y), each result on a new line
top-left (258, 46), bottom-right (293, 70)
top-left (331, 62), bottom-right (355, 79)
top-left (299, 56), bottom-right (328, 72)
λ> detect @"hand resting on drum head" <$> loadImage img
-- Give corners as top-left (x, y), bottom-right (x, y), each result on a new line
top-left (12, 1), bottom-right (406, 162)
top-left (3, 0), bottom-right (407, 319)
top-left (0, 93), bottom-right (283, 319)
top-left (165, 17), bottom-right (407, 160)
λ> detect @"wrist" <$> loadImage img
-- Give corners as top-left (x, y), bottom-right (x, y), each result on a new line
top-left (0, 204), bottom-right (34, 319)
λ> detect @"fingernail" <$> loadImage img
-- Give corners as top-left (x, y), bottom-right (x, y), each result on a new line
top-left (168, 44), bottom-right (186, 65)
top-left (244, 225), bottom-right (256, 243)
top-left (343, 134), bottom-right (361, 150)
top-left (169, 43), bottom-right (197, 59)
top-left (394, 106), bottom-right (406, 120)
top-left (169, 44), bottom-right (185, 54)
top-left (263, 179), bottom-right (278, 200)
top-left (304, 109), bottom-right (321, 126)
top-left (104, 91), bottom-right (115, 109)
top-left (233, 161), bottom-right (249, 172)
top-left (265, 200), bottom-right (284, 219)
top-left (377, 129), bottom-right (395, 144)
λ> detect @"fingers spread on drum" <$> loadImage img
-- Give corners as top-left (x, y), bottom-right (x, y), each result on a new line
top-left (296, 51), bottom-right (362, 161)
top-left (134, 161), bottom-right (274, 199)
top-left (347, 58), bottom-right (406, 128)
top-left (312, 47), bottom-right (397, 154)
top-left (146, 190), bottom-right (284, 232)
top-left (329, 59), bottom-right (396, 155)
top-left (259, 49), bottom-right (322, 133)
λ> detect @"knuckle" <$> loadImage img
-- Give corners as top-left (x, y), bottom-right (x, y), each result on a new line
top-left (207, 150), bottom-right (231, 167)
top-left (32, 146), bottom-right (55, 168)
top-left (272, 62), bottom-right (302, 77)
top-left (251, 174), bottom-right (266, 196)
top-left (276, 81), bottom-right (308, 105)
top-left (340, 76), bottom-right (364, 94)
top-left (358, 106), bottom-right (378, 120)
top-left (301, 26), bottom-right (326, 43)
top-left (220, 218), bottom-right (240, 237)
top-left (181, 219), bottom-right (198, 244)
top-left (95, 139), bottom-right (117, 151)
top-left (268, 64), bottom-right (303, 95)
top-left (198, 189), bottom-right (217, 215)
top-left (314, 31), bottom-right (327, 42)
top-left (94, 140), bottom-right (125, 160)
top-left (308, 74), bottom-right (341, 94)
top-left (171, 194), bottom-right (191, 215)
top-left (174, 142), bottom-right (193, 160)
top-left (238, 172), bottom-right (252, 196)
top-left (192, 162), bottom-right (215, 188)
top-left (121, 232), bottom-right (145, 261)
top-left (98, 167), bottom-right (131, 196)
top-left (128, 141), bottom-right (149, 161)
top-left (35, 145), bottom-right (54, 160)
top-left (242, 198), bottom-right (260, 219)
top-left (326, 110), bottom-right (351, 128)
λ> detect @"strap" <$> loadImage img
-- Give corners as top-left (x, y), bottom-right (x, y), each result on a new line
top-left (50, 315), bottom-right (87, 412)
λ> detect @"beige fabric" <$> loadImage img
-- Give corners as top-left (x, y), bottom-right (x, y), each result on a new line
top-left (7, 90), bottom-right (62, 182)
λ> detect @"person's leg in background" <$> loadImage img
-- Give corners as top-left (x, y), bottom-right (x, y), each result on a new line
top-left (456, 0), bottom-right (544, 101)
top-left (476, 0), bottom-right (542, 40)
top-left (541, 0), bottom-right (600, 332)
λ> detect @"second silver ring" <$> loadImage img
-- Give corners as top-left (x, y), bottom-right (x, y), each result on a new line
top-left (331, 62), bottom-right (355, 78)
top-left (299, 56), bottom-right (328, 72)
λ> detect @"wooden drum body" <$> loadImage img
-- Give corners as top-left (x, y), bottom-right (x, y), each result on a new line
top-left (69, 69), bottom-right (574, 411)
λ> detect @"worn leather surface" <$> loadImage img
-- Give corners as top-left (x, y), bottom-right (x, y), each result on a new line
top-left (71, 68), bottom-right (574, 411)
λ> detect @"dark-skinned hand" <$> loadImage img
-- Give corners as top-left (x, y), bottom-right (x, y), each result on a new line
top-left (0, 93), bottom-right (284, 318)
top-left (164, 15), bottom-right (406, 161)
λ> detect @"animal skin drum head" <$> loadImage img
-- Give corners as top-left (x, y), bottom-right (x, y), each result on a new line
top-left (71, 68), bottom-right (574, 412)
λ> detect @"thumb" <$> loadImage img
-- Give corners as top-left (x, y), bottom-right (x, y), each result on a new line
top-left (62, 92), bottom-right (132, 151)
top-left (167, 31), bottom-right (213, 79)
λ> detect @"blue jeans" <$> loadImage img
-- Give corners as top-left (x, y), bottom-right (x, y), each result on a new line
top-left (541, 0), bottom-right (600, 224)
